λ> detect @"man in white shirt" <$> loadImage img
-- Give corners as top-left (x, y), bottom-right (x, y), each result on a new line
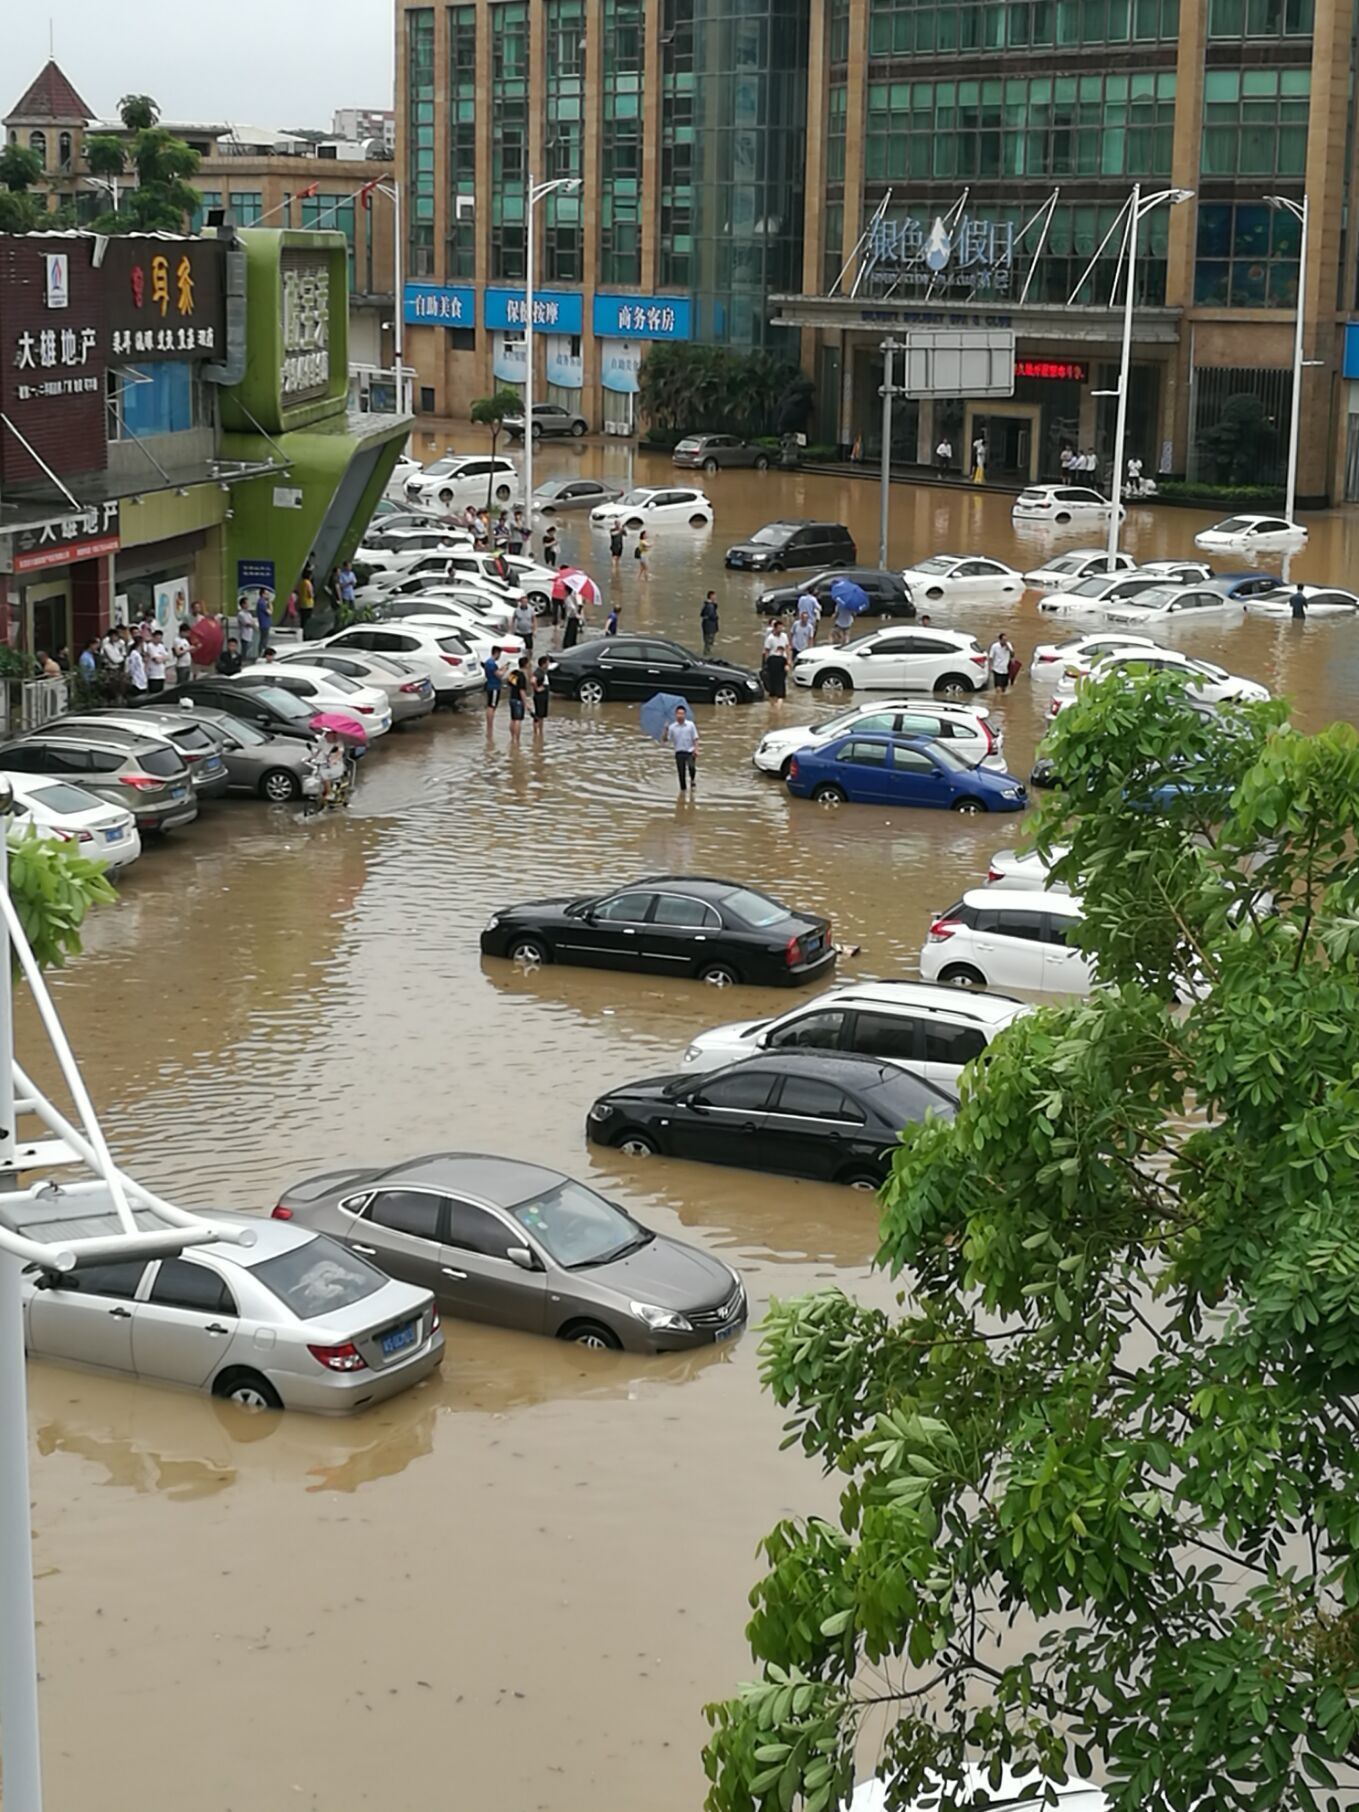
top-left (144, 630), bottom-right (168, 693)
top-left (125, 642), bottom-right (148, 695)
top-left (762, 619), bottom-right (791, 663)
top-left (664, 706), bottom-right (700, 796)
top-left (935, 437), bottom-right (952, 473)
top-left (988, 632), bottom-right (1014, 693)
top-left (172, 631), bottom-right (192, 684)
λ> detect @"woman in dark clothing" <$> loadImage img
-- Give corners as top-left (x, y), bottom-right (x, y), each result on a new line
top-left (562, 600), bottom-right (582, 648)
top-left (764, 646), bottom-right (788, 703)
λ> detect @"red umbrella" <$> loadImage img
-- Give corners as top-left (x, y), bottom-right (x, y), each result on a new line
top-left (309, 711), bottom-right (368, 746)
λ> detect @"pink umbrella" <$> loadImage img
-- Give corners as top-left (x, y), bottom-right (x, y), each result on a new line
top-left (309, 711), bottom-right (368, 746)
top-left (561, 569), bottom-right (602, 611)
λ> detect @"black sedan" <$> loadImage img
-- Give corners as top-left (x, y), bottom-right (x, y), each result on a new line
top-left (545, 637), bottom-right (764, 705)
top-left (481, 875), bottom-right (836, 988)
top-left (755, 569), bottom-right (916, 620)
top-left (587, 1051), bottom-right (955, 1189)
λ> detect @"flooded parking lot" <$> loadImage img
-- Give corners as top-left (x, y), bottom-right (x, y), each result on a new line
top-left (22, 437), bottom-right (1359, 1810)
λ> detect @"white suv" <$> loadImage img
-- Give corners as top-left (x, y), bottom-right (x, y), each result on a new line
top-left (680, 981), bottom-right (1030, 1086)
top-left (317, 624), bottom-right (484, 700)
top-left (753, 699), bottom-right (1003, 776)
top-left (792, 628), bottom-right (991, 697)
top-left (919, 890), bottom-right (1093, 996)
top-left (1013, 486), bottom-right (1125, 525)
top-left (405, 454), bottom-right (520, 511)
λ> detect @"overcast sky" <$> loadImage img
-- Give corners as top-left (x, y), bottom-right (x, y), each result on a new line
top-left (7, 4), bottom-right (394, 131)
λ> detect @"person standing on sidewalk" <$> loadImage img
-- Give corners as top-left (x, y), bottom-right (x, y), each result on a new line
top-left (187, 602), bottom-right (224, 677)
top-left (145, 629), bottom-right (169, 694)
top-left (255, 588), bottom-right (273, 658)
top-left (935, 436), bottom-right (953, 474)
top-left (665, 705), bottom-right (699, 797)
top-left (700, 590), bottom-right (719, 655)
top-left (297, 560), bottom-right (316, 638)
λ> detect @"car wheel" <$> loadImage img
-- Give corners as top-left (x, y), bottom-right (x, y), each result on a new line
top-left (213, 1369), bottom-right (282, 1412)
top-left (625, 516), bottom-right (644, 531)
top-left (698, 962), bottom-right (741, 987)
top-left (952, 797), bottom-right (986, 815)
top-left (713, 683), bottom-right (741, 706)
top-left (260, 768), bottom-right (300, 802)
top-left (779, 756), bottom-right (795, 779)
top-left (531, 423), bottom-right (543, 439)
top-left (495, 484), bottom-right (513, 503)
top-left (703, 458), bottom-right (720, 475)
top-left (926, 587), bottom-right (945, 602)
top-left (934, 673), bottom-right (974, 697)
top-left (813, 670), bottom-right (852, 694)
top-left (754, 455), bottom-right (770, 471)
top-left (438, 489), bottom-right (454, 506)
top-left (577, 677), bottom-right (608, 705)
top-left (508, 934), bottom-right (551, 966)
top-left (561, 1320), bottom-right (624, 1350)
top-left (1055, 511), bottom-right (1071, 524)
top-left (939, 963), bottom-right (986, 988)
top-left (529, 591), bottom-right (550, 609)
top-left (840, 1169), bottom-right (882, 1192)
top-left (812, 782), bottom-right (847, 805)
top-left (571, 421), bottom-right (586, 437)
top-left (690, 514), bottom-right (710, 528)
top-left (615, 1129), bottom-right (659, 1155)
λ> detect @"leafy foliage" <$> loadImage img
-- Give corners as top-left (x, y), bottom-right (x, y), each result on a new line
top-left (6, 832), bottom-right (116, 976)
top-left (86, 96), bottom-right (200, 235)
top-left (705, 675), bottom-right (1359, 1811)
top-left (1198, 394), bottom-right (1282, 487)
top-left (469, 388), bottom-right (524, 507)
top-left (0, 143), bottom-right (43, 192)
top-left (639, 343), bottom-right (811, 440)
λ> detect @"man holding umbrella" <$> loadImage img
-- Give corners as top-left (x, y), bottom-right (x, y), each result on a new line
top-left (828, 576), bottom-right (869, 646)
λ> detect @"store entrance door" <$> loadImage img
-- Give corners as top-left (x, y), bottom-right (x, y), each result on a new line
top-left (23, 579), bottom-right (72, 663)
top-left (966, 405), bottom-right (1041, 482)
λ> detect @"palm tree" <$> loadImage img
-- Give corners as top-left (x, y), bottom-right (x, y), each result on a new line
top-left (117, 95), bottom-right (159, 131)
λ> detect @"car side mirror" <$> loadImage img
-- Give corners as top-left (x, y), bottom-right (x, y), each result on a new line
top-left (689, 1096), bottom-right (710, 1114)
top-left (506, 1246), bottom-right (539, 1272)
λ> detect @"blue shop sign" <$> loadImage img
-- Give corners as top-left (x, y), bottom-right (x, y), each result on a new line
top-left (483, 288), bottom-right (583, 334)
top-left (1344, 323), bottom-right (1359, 380)
top-left (593, 294), bottom-right (692, 341)
top-left (404, 283), bottom-right (476, 326)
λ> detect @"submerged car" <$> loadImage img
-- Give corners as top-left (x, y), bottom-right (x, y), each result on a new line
top-left (785, 733), bottom-right (1027, 814)
top-left (275, 1153), bottom-right (746, 1353)
top-left (1194, 513), bottom-right (1306, 554)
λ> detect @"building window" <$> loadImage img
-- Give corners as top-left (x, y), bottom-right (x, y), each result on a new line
top-left (827, 83), bottom-right (848, 183)
top-left (544, 0), bottom-right (585, 280)
top-left (28, 130), bottom-right (46, 167)
top-left (407, 6), bottom-right (436, 277)
top-left (448, 3), bottom-right (477, 278)
top-left (1189, 364), bottom-right (1291, 484)
top-left (189, 190), bottom-right (223, 234)
top-left (1201, 68), bottom-right (1310, 177)
top-left (824, 200), bottom-right (846, 293)
top-left (866, 0), bottom-right (1179, 51)
top-left (1194, 199), bottom-right (1301, 306)
top-left (107, 363), bottom-right (207, 440)
top-left (1207, 0), bottom-right (1312, 34)
top-left (58, 131), bottom-right (72, 171)
top-left (491, 0), bottom-right (530, 280)
top-left (601, 0), bottom-right (645, 285)
top-left (301, 194), bottom-right (357, 283)
top-left (830, 0), bottom-right (851, 61)
top-left (659, 0), bottom-right (695, 290)
top-left (229, 191), bottom-right (263, 227)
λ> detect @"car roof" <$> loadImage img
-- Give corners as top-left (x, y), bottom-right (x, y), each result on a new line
top-left (625, 874), bottom-right (782, 901)
top-left (373, 1152), bottom-right (568, 1204)
top-left (816, 981), bottom-right (1027, 1022)
top-left (851, 626), bottom-right (973, 647)
top-left (724, 1049), bottom-right (950, 1090)
top-left (8, 729), bottom-right (159, 755)
top-left (959, 887), bottom-right (1084, 915)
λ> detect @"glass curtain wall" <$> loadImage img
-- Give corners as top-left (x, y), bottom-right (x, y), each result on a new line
top-left (546, 0), bottom-right (586, 282)
top-left (408, 7), bottom-right (436, 275)
top-left (491, 1), bottom-right (530, 278)
top-left (448, 3), bottom-right (477, 277)
top-left (601, 0), bottom-right (645, 285)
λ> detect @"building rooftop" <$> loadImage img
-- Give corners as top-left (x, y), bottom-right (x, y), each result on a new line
top-left (5, 59), bottom-right (94, 125)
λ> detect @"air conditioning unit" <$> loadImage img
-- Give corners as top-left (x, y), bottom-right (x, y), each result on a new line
top-left (603, 420), bottom-right (633, 436)
top-left (455, 194), bottom-right (475, 221)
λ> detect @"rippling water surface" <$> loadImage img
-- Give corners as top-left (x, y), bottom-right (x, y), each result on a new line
top-left (24, 437), bottom-right (1359, 1810)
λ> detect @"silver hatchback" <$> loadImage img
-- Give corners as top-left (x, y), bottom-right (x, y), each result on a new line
top-left (21, 1211), bottom-right (444, 1414)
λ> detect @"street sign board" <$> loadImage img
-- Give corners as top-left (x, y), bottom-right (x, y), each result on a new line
top-left (900, 328), bottom-right (1015, 399)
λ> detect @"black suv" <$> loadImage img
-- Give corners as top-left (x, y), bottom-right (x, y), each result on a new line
top-left (755, 568), bottom-right (915, 620)
top-left (725, 520), bottom-right (857, 572)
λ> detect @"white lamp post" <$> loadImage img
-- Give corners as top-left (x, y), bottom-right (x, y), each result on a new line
top-left (523, 173), bottom-right (581, 516)
top-left (1096, 184), bottom-right (1194, 564)
top-left (1263, 193), bottom-right (1312, 532)
top-left (373, 181), bottom-right (407, 415)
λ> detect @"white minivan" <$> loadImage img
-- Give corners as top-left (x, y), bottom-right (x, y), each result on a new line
top-left (919, 890), bottom-right (1093, 995)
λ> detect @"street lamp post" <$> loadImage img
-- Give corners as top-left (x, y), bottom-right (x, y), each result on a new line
top-left (878, 337), bottom-right (905, 568)
top-left (1264, 193), bottom-right (1310, 530)
top-left (1098, 184), bottom-right (1194, 564)
top-left (373, 182), bottom-right (406, 415)
top-left (523, 173), bottom-right (581, 516)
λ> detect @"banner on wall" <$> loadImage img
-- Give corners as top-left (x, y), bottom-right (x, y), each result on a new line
top-left (545, 335), bottom-right (583, 390)
top-left (600, 341), bottom-right (642, 395)
top-left (593, 294), bottom-right (692, 341)
top-left (492, 332), bottom-right (527, 385)
top-left (153, 576), bottom-right (191, 639)
top-left (484, 288), bottom-right (584, 334)
top-left (404, 282), bottom-right (476, 326)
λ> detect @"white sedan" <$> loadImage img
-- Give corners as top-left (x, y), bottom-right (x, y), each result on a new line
top-left (1030, 631), bottom-right (1159, 676)
top-left (1101, 582), bottom-right (1246, 625)
top-left (390, 591), bottom-right (518, 634)
top-left (752, 698), bottom-right (1003, 775)
top-left (500, 555), bottom-right (563, 608)
top-left (588, 486), bottom-right (713, 529)
top-left (898, 554), bottom-right (1024, 602)
top-left (1013, 485), bottom-right (1126, 525)
top-left (239, 663), bottom-right (394, 736)
top-left (6, 773), bottom-right (140, 870)
top-left (1050, 648), bottom-right (1269, 717)
top-left (1246, 584), bottom-right (1359, 617)
top-left (792, 627), bottom-right (992, 696)
top-left (1194, 513), bottom-right (1306, 554)
top-left (1024, 549), bottom-right (1137, 590)
top-left (986, 844), bottom-right (1070, 891)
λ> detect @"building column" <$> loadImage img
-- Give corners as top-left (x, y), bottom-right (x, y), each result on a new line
top-left (529, 0), bottom-right (548, 400)
top-left (1303, 0), bottom-right (1349, 503)
top-left (1166, 0), bottom-right (1206, 472)
top-left (474, 0), bottom-right (495, 404)
top-left (799, 0), bottom-right (829, 375)
top-left (840, 0), bottom-right (869, 272)
top-left (641, 0), bottom-right (663, 294)
top-left (581, 0), bottom-right (605, 417)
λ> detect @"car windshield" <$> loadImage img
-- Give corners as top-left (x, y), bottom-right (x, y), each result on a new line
top-left (913, 557), bottom-right (957, 574)
top-left (423, 457), bottom-right (463, 477)
top-left (751, 525), bottom-right (793, 546)
top-left (30, 782), bottom-right (102, 814)
top-left (510, 1179), bottom-right (651, 1268)
top-left (1114, 587), bottom-right (1177, 610)
top-left (618, 489), bottom-right (653, 506)
top-left (676, 438), bottom-right (702, 450)
top-left (865, 1069), bottom-right (959, 1125)
top-left (252, 1234), bottom-right (386, 1321)
top-left (1069, 576), bottom-right (1113, 597)
top-left (232, 686), bottom-right (316, 722)
top-left (1048, 555), bottom-right (1088, 574)
top-left (923, 742), bottom-right (968, 772)
top-left (721, 886), bottom-right (789, 927)
top-left (812, 706), bottom-right (864, 733)
top-left (214, 716), bottom-right (269, 746)
top-left (1215, 517), bottom-right (1251, 532)
top-left (535, 481), bottom-right (567, 497)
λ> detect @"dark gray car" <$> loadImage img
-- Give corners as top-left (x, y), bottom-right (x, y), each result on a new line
top-left (0, 731), bottom-right (197, 831)
top-left (148, 705), bottom-right (322, 803)
top-left (531, 478), bottom-right (623, 514)
top-left (274, 1153), bottom-right (747, 1353)
top-left (673, 433), bottom-right (771, 473)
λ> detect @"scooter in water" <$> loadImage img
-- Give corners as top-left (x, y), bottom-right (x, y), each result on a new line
top-left (301, 746), bottom-right (358, 817)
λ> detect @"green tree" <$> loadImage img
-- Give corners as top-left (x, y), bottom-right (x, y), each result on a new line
top-left (469, 388), bottom-right (526, 508)
top-left (116, 93), bottom-right (159, 132)
top-left (0, 143), bottom-right (43, 192)
top-left (86, 96), bottom-right (200, 235)
top-left (704, 675), bottom-right (1359, 1812)
top-left (1200, 393), bottom-right (1280, 486)
top-left (0, 143), bottom-right (47, 233)
top-left (638, 344), bottom-right (806, 441)
top-left (83, 134), bottom-right (128, 179)
top-left (6, 832), bottom-right (115, 973)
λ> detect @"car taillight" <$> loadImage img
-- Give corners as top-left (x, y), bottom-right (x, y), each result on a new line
top-left (307, 1341), bottom-right (367, 1373)
top-left (969, 653), bottom-right (988, 667)
top-left (980, 721), bottom-right (996, 751)
top-left (271, 1206), bottom-right (293, 1220)
top-left (785, 934), bottom-right (801, 967)
top-left (431, 1309), bottom-right (440, 1332)
top-left (400, 681), bottom-right (424, 692)
top-left (440, 654), bottom-right (465, 666)
top-left (987, 867), bottom-right (1002, 883)
top-left (119, 774), bottom-right (163, 791)
top-left (355, 705), bottom-right (374, 714)
top-left (928, 918), bottom-right (962, 942)
top-left (1049, 699), bottom-right (1062, 717)
top-left (76, 829), bottom-right (94, 842)
top-left (788, 757), bottom-right (799, 778)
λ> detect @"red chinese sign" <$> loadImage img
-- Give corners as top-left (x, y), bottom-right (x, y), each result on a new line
top-left (1015, 358), bottom-right (1088, 383)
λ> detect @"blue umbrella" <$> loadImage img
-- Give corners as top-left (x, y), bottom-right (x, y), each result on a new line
top-left (640, 692), bottom-right (691, 742)
top-left (829, 577), bottom-right (871, 616)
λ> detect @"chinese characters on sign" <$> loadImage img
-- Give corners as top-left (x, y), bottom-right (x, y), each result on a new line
top-left (1015, 359), bottom-right (1088, 382)
top-left (101, 238), bottom-right (227, 364)
top-left (11, 502), bottom-right (120, 575)
top-left (403, 284), bottom-right (476, 326)
top-left (505, 296), bottom-right (561, 327)
top-left (12, 324), bottom-right (100, 402)
top-left (614, 303), bottom-right (677, 334)
top-left (592, 294), bottom-right (693, 342)
top-left (867, 213), bottom-right (1016, 294)
top-left (410, 291), bottom-right (465, 321)
top-left (281, 261), bottom-right (332, 400)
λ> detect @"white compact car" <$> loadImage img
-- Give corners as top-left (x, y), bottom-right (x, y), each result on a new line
top-left (1101, 583), bottom-right (1246, 625)
top-left (1049, 648), bottom-right (1270, 718)
top-left (1030, 631), bottom-right (1159, 675)
top-left (680, 981), bottom-right (1029, 1086)
top-left (792, 627), bottom-right (991, 696)
top-left (1013, 485), bottom-right (1126, 526)
top-left (499, 555), bottom-right (561, 608)
top-left (354, 526), bottom-right (472, 576)
top-left (986, 844), bottom-right (1071, 891)
top-left (588, 486), bottom-right (713, 529)
top-left (385, 453), bottom-right (422, 495)
top-left (239, 663), bottom-right (394, 736)
top-left (317, 623), bottom-right (484, 700)
top-left (1246, 584), bottom-right (1359, 617)
top-left (405, 453), bottom-right (521, 511)
top-left (6, 773), bottom-right (141, 871)
top-left (355, 553), bottom-right (525, 607)
top-left (1024, 549), bottom-right (1137, 590)
top-left (753, 699), bottom-right (1003, 776)
top-left (851, 1764), bottom-right (1108, 1812)
top-left (898, 555), bottom-right (1024, 602)
top-left (392, 592), bottom-right (519, 634)
top-left (1194, 514), bottom-right (1306, 554)
top-left (920, 889), bottom-right (1093, 995)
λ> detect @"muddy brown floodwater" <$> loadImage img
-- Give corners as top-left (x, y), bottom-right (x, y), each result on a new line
top-left (20, 434), bottom-right (1359, 1811)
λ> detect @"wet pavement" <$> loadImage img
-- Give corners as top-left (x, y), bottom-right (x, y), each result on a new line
top-left (21, 433), bottom-right (1359, 1810)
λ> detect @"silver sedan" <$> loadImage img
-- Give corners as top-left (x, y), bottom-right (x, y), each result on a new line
top-left (273, 647), bottom-right (436, 724)
top-left (21, 1211), bottom-right (444, 1414)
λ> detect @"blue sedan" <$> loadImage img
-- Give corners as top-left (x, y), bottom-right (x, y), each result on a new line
top-left (784, 733), bottom-right (1028, 814)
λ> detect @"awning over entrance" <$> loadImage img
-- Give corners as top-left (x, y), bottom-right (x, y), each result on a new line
top-left (771, 293), bottom-right (1182, 346)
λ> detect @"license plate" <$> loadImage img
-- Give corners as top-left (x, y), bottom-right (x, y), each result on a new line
top-left (169, 787), bottom-right (188, 802)
top-left (204, 758), bottom-right (222, 773)
top-left (804, 935), bottom-right (823, 955)
top-left (103, 827), bottom-right (122, 843)
top-left (714, 1320), bottom-right (741, 1344)
top-left (380, 1321), bottom-right (417, 1357)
